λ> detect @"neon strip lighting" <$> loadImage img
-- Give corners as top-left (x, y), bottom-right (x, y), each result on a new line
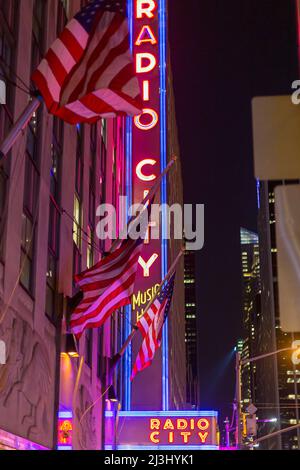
top-left (112, 445), bottom-right (219, 451)
top-left (58, 411), bottom-right (73, 419)
top-left (124, 0), bottom-right (134, 411)
top-left (57, 446), bottom-right (72, 451)
top-left (106, 410), bottom-right (218, 418)
top-left (256, 179), bottom-right (260, 209)
top-left (159, 0), bottom-right (168, 411)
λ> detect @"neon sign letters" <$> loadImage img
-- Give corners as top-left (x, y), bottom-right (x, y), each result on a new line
top-left (133, 0), bottom-right (161, 284)
top-left (105, 411), bottom-right (219, 449)
top-left (149, 418), bottom-right (210, 444)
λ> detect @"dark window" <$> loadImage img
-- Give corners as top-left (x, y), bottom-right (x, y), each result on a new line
top-left (21, 141), bottom-right (39, 295)
top-left (73, 194), bottom-right (82, 250)
top-left (21, 103), bottom-right (40, 295)
top-left (85, 328), bottom-right (93, 367)
top-left (46, 117), bottom-right (62, 321)
top-left (87, 225), bottom-right (94, 269)
top-left (76, 125), bottom-right (84, 196)
top-left (97, 327), bottom-right (103, 379)
top-left (73, 127), bottom-right (84, 282)
top-left (20, 213), bottom-right (34, 292)
top-left (24, 153), bottom-right (39, 214)
top-left (99, 122), bottom-right (107, 254)
top-left (0, 2), bottom-right (18, 241)
top-left (73, 242), bottom-right (81, 279)
top-left (31, 0), bottom-right (45, 70)
top-left (1, 0), bottom-right (17, 27)
top-left (57, 0), bottom-right (68, 33)
top-left (0, 20), bottom-right (15, 141)
top-left (46, 251), bottom-right (57, 319)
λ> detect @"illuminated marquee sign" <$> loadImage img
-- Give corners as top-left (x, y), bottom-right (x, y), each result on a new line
top-left (125, 0), bottom-right (168, 410)
top-left (105, 411), bottom-right (219, 450)
top-left (132, 0), bottom-right (162, 311)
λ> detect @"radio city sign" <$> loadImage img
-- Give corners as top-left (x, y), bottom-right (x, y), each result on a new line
top-left (131, 0), bottom-right (164, 317)
top-left (105, 411), bottom-right (219, 449)
top-left (132, 0), bottom-right (166, 291)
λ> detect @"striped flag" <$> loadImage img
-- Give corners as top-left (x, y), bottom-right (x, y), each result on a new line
top-left (131, 274), bottom-right (176, 381)
top-left (70, 237), bottom-right (143, 339)
top-left (32, 0), bottom-right (142, 124)
top-left (70, 198), bottom-right (153, 339)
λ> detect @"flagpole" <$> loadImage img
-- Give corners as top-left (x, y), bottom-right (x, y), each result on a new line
top-left (109, 156), bottom-right (177, 254)
top-left (112, 246), bottom-right (185, 364)
top-left (0, 95), bottom-right (42, 160)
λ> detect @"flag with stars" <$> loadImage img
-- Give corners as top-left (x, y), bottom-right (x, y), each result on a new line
top-left (32, 0), bottom-right (142, 124)
top-left (131, 273), bottom-right (176, 381)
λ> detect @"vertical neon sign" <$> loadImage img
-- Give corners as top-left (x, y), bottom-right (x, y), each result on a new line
top-left (124, 0), bottom-right (134, 411)
top-left (159, 0), bottom-right (168, 412)
top-left (126, 0), bottom-right (168, 410)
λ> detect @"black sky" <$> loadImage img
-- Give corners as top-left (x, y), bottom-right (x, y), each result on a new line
top-left (169, 0), bottom-right (298, 422)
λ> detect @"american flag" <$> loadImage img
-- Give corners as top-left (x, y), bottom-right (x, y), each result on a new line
top-left (131, 274), bottom-right (176, 381)
top-left (32, 0), bottom-right (142, 124)
top-left (70, 237), bottom-right (144, 339)
top-left (70, 198), bottom-right (153, 339)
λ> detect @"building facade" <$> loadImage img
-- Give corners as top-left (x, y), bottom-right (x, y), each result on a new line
top-left (239, 228), bottom-right (261, 412)
top-left (0, 0), bottom-right (186, 450)
top-left (256, 181), bottom-right (300, 450)
top-left (184, 250), bottom-right (199, 408)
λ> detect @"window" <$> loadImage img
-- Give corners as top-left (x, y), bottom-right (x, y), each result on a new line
top-left (85, 328), bottom-right (93, 368)
top-left (0, 0), bottom-right (17, 29)
top-left (101, 119), bottom-right (107, 148)
top-left (46, 117), bottom-right (62, 321)
top-left (87, 225), bottom-right (93, 269)
top-left (73, 195), bottom-right (82, 278)
top-left (21, 104), bottom-right (41, 295)
top-left (97, 327), bottom-right (103, 379)
top-left (89, 124), bottom-right (96, 227)
top-left (20, 213), bottom-right (34, 292)
top-left (99, 122), bottom-right (107, 254)
top-left (0, 2), bottom-right (17, 236)
top-left (31, 0), bottom-right (45, 70)
top-left (59, 0), bottom-right (69, 22)
top-left (73, 127), bottom-right (84, 280)
top-left (24, 150), bottom-right (39, 214)
top-left (76, 125), bottom-right (84, 195)
top-left (46, 252), bottom-right (57, 319)
top-left (73, 195), bottom-right (82, 249)
top-left (0, 15), bottom-right (15, 141)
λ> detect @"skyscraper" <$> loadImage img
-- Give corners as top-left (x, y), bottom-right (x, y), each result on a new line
top-left (184, 250), bottom-right (199, 408)
top-left (256, 180), bottom-right (300, 450)
top-left (240, 228), bottom-right (261, 411)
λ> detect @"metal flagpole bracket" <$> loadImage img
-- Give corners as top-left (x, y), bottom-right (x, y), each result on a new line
top-left (0, 93), bottom-right (43, 161)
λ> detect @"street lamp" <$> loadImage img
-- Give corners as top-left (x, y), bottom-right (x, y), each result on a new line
top-left (235, 345), bottom-right (298, 449)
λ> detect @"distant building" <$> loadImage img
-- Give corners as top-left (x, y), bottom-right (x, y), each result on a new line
top-left (184, 251), bottom-right (199, 408)
top-left (240, 228), bottom-right (261, 411)
top-left (257, 181), bottom-right (300, 450)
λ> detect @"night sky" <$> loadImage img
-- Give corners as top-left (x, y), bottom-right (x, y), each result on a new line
top-left (169, 0), bottom-right (298, 424)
